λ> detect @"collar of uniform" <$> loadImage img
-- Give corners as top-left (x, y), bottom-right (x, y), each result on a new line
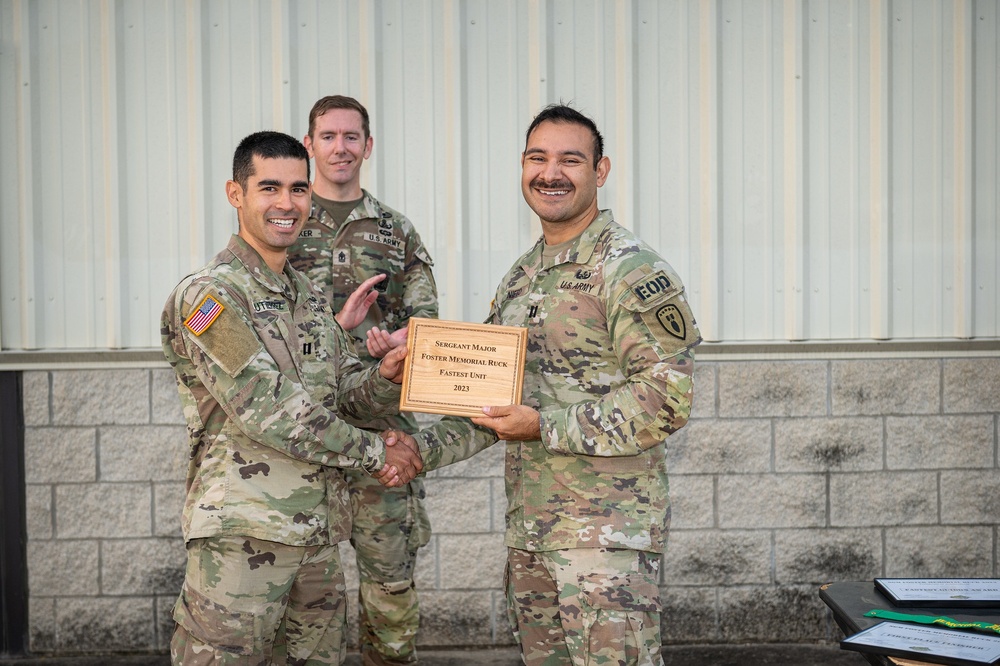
top-left (309, 188), bottom-right (386, 231)
top-left (524, 209), bottom-right (615, 273)
top-left (226, 235), bottom-right (294, 296)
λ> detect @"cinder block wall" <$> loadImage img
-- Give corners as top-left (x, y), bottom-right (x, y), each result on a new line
top-left (20, 356), bottom-right (1000, 654)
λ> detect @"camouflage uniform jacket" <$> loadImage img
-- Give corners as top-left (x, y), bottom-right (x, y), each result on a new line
top-left (288, 189), bottom-right (437, 432)
top-left (419, 211), bottom-right (701, 553)
top-left (161, 235), bottom-right (401, 547)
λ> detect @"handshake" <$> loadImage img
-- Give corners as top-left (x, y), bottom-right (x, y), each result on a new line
top-left (373, 429), bottom-right (423, 487)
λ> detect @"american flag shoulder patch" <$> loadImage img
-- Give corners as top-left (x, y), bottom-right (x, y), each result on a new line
top-left (184, 294), bottom-right (225, 336)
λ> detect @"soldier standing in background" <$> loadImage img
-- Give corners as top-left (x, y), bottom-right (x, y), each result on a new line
top-left (161, 131), bottom-right (422, 666)
top-left (288, 96), bottom-right (437, 666)
top-left (407, 104), bottom-right (702, 665)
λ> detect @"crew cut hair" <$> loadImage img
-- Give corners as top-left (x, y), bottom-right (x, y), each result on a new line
top-left (524, 104), bottom-right (604, 169)
top-left (232, 131), bottom-right (310, 188)
top-left (308, 95), bottom-right (371, 140)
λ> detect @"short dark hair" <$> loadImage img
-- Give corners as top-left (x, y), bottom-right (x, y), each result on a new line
top-left (308, 95), bottom-right (371, 140)
top-left (524, 104), bottom-right (604, 168)
top-left (232, 131), bottom-right (310, 188)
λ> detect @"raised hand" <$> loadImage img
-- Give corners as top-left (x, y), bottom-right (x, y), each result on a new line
top-left (366, 325), bottom-right (409, 359)
top-left (334, 273), bottom-right (387, 331)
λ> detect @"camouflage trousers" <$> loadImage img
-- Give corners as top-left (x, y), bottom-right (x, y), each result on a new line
top-left (505, 547), bottom-right (663, 666)
top-left (345, 469), bottom-right (431, 666)
top-left (170, 535), bottom-right (347, 666)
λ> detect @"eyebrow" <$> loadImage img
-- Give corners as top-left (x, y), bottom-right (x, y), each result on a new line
top-left (257, 179), bottom-right (310, 189)
top-left (524, 147), bottom-right (589, 160)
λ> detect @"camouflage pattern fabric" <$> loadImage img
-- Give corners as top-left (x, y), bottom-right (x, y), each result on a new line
top-left (414, 210), bottom-right (700, 662)
top-left (162, 235), bottom-right (403, 664)
top-left (505, 547), bottom-right (663, 666)
top-left (418, 210), bottom-right (701, 553)
top-left (161, 234), bottom-right (401, 547)
top-left (170, 536), bottom-right (347, 665)
top-left (288, 192), bottom-right (436, 664)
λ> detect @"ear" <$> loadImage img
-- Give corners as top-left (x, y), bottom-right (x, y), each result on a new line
top-left (595, 156), bottom-right (611, 187)
top-left (363, 135), bottom-right (374, 160)
top-left (303, 133), bottom-right (314, 158)
top-left (226, 180), bottom-right (243, 210)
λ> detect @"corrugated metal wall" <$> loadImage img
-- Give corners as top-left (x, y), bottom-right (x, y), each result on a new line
top-left (1, 0), bottom-right (997, 350)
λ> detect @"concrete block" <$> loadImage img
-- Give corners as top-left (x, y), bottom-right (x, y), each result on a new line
top-left (831, 359), bottom-right (939, 415)
top-left (775, 417), bottom-right (882, 472)
top-left (831, 472), bottom-right (938, 526)
top-left (29, 597), bottom-right (56, 652)
top-left (437, 533), bottom-right (506, 590)
top-left (718, 474), bottom-right (826, 529)
top-left (102, 538), bottom-right (186, 595)
top-left (55, 597), bottom-right (155, 651)
top-left (25, 484), bottom-right (53, 539)
top-left (100, 425), bottom-right (188, 481)
top-left (338, 541), bottom-right (360, 590)
top-left (24, 427), bottom-right (97, 483)
top-left (492, 589), bottom-right (518, 644)
top-left (886, 526), bottom-right (994, 577)
top-left (22, 371), bottom-right (49, 425)
top-left (661, 586), bottom-right (718, 644)
top-left (941, 470), bottom-right (1000, 524)
top-left (155, 594), bottom-right (176, 651)
top-left (663, 530), bottom-right (771, 585)
top-left (153, 482), bottom-right (184, 537)
top-left (666, 419), bottom-right (771, 474)
top-left (416, 590), bottom-right (494, 646)
top-left (775, 529), bottom-right (881, 584)
top-left (887, 415), bottom-right (993, 469)
top-left (718, 361), bottom-right (827, 418)
top-left (691, 362), bottom-right (717, 419)
top-left (944, 358), bottom-right (1000, 413)
top-left (52, 369), bottom-right (149, 425)
top-left (27, 539), bottom-right (99, 596)
top-left (429, 438), bottom-right (505, 478)
top-left (414, 535), bottom-right (438, 590)
top-left (718, 585), bottom-right (828, 642)
top-left (668, 475), bottom-right (715, 529)
top-left (423, 478), bottom-right (492, 534)
top-left (151, 368), bottom-right (184, 424)
top-left (56, 483), bottom-right (152, 538)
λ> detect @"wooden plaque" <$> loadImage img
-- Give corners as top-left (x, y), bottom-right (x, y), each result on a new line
top-left (399, 318), bottom-right (527, 417)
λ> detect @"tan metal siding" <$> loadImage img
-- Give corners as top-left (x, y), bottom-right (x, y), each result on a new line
top-left (1, 0), bottom-right (996, 349)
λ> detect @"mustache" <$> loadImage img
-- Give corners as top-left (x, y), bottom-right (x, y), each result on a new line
top-left (529, 177), bottom-right (573, 190)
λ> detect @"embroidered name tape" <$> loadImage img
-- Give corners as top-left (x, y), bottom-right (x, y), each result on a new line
top-left (184, 294), bottom-right (224, 336)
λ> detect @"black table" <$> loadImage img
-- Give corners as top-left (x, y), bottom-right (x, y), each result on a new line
top-left (819, 581), bottom-right (1000, 666)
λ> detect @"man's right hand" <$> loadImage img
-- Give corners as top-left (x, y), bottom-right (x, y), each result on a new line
top-left (374, 429), bottom-right (423, 487)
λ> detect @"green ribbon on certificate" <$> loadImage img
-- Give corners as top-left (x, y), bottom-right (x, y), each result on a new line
top-left (865, 609), bottom-right (1000, 635)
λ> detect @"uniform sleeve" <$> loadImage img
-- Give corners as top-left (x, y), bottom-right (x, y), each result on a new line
top-left (411, 417), bottom-right (498, 472)
top-left (168, 278), bottom-right (390, 474)
top-left (400, 234), bottom-right (438, 323)
top-left (326, 314), bottom-right (405, 423)
top-left (538, 265), bottom-right (701, 457)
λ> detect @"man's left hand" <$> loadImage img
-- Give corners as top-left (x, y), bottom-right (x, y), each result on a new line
top-left (471, 405), bottom-right (541, 441)
top-left (378, 345), bottom-right (408, 384)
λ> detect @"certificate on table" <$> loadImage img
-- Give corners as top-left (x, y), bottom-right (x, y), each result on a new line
top-left (876, 579), bottom-right (1000, 608)
top-left (399, 318), bottom-right (527, 418)
top-left (841, 621), bottom-right (1000, 665)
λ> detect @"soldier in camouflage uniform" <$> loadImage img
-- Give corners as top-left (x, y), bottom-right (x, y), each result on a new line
top-left (288, 96), bottom-right (436, 666)
top-left (410, 105), bottom-right (701, 666)
top-left (161, 131), bottom-right (422, 666)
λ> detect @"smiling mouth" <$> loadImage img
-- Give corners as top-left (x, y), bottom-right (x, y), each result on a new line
top-left (269, 218), bottom-right (297, 229)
